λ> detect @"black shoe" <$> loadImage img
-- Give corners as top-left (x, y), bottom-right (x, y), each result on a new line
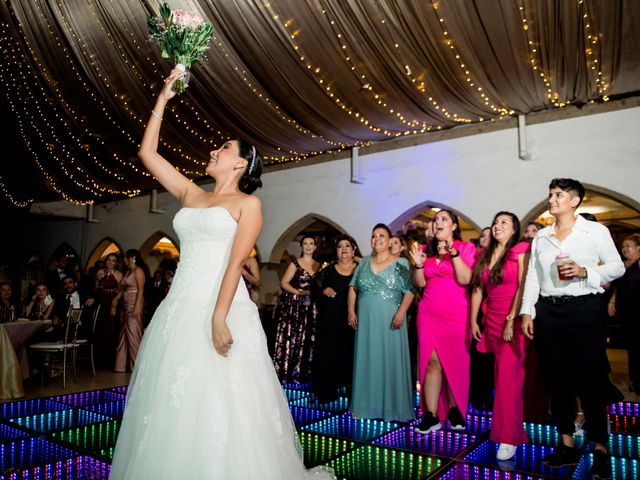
top-left (542, 444), bottom-right (581, 467)
top-left (590, 449), bottom-right (612, 479)
top-left (414, 412), bottom-right (441, 434)
top-left (447, 407), bottom-right (465, 430)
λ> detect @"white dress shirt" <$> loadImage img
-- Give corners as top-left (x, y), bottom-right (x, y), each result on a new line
top-left (520, 215), bottom-right (625, 318)
top-left (67, 291), bottom-right (81, 309)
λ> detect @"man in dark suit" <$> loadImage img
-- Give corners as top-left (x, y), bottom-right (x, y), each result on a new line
top-left (46, 255), bottom-right (72, 295)
top-left (144, 270), bottom-right (166, 326)
top-left (49, 277), bottom-right (95, 341)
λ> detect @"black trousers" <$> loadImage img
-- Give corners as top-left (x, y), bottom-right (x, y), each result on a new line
top-left (534, 294), bottom-right (620, 445)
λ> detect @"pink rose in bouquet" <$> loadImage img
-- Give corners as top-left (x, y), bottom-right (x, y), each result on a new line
top-left (147, 3), bottom-right (214, 93)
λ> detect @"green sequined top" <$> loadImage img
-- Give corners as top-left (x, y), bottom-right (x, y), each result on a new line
top-left (349, 256), bottom-right (415, 306)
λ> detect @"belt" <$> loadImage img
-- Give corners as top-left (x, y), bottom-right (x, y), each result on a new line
top-left (539, 293), bottom-right (598, 305)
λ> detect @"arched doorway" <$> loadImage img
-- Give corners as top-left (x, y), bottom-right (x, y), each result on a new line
top-left (389, 202), bottom-right (481, 246)
top-left (139, 232), bottom-right (180, 277)
top-left (269, 214), bottom-right (348, 264)
top-left (85, 238), bottom-right (123, 273)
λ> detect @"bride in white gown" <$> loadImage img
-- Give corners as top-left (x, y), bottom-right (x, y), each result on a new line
top-left (109, 70), bottom-right (334, 479)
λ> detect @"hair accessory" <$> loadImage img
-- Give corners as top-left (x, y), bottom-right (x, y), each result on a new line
top-left (248, 146), bottom-right (256, 174)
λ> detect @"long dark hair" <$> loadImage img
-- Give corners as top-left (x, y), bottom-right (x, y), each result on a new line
top-left (470, 211), bottom-right (521, 289)
top-left (237, 139), bottom-right (263, 194)
top-left (425, 209), bottom-right (462, 257)
top-left (125, 249), bottom-right (149, 277)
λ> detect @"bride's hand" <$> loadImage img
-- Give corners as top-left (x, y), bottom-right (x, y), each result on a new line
top-left (212, 321), bottom-right (233, 357)
top-left (158, 69), bottom-right (185, 103)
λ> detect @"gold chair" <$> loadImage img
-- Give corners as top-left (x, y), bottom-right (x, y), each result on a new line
top-left (75, 304), bottom-right (101, 376)
top-left (29, 306), bottom-right (83, 388)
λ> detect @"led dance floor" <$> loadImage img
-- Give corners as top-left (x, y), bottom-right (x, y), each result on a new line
top-left (1, 384), bottom-right (638, 479)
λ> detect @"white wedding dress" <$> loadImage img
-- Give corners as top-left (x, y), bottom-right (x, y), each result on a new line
top-left (110, 207), bottom-right (334, 479)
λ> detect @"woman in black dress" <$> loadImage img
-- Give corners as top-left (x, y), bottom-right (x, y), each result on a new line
top-left (311, 235), bottom-right (359, 402)
top-left (273, 236), bottom-right (320, 384)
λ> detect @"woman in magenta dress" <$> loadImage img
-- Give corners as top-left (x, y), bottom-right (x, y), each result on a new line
top-left (410, 209), bottom-right (475, 433)
top-left (470, 211), bottom-right (530, 460)
top-left (112, 249), bottom-right (146, 372)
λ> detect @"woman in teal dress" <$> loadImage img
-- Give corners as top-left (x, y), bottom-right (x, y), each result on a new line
top-left (347, 223), bottom-right (416, 422)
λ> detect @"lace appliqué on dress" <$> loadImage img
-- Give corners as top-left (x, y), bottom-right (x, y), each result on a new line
top-left (169, 366), bottom-right (192, 408)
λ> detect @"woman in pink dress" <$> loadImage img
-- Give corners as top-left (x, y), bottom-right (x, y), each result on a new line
top-left (470, 211), bottom-right (530, 460)
top-left (410, 210), bottom-right (476, 434)
top-left (112, 249), bottom-right (146, 372)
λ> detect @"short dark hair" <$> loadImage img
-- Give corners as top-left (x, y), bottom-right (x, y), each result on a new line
top-left (372, 223), bottom-right (392, 237)
top-left (549, 178), bottom-right (585, 207)
top-left (0, 281), bottom-right (11, 289)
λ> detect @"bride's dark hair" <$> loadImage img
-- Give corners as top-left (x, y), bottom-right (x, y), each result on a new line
top-left (237, 139), bottom-right (263, 194)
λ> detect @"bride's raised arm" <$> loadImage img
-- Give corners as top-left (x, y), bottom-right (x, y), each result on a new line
top-left (138, 69), bottom-right (202, 203)
top-left (211, 195), bottom-right (263, 356)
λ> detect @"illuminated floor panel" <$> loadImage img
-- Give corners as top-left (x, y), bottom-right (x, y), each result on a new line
top-left (0, 437), bottom-right (76, 472)
top-left (608, 414), bottom-right (640, 435)
top-left (0, 455), bottom-right (110, 480)
top-left (51, 390), bottom-right (125, 407)
top-left (1, 387), bottom-right (638, 480)
top-left (572, 453), bottom-right (639, 480)
top-left (50, 420), bottom-right (120, 460)
top-left (437, 462), bottom-right (545, 479)
top-left (302, 413), bottom-right (400, 442)
top-left (86, 400), bottom-right (126, 420)
top-left (9, 409), bottom-right (110, 434)
top-left (462, 440), bottom-right (575, 479)
top-left (373, 427), bottom-right (476, 458)
top-left (0, 399), bottom-right (67, 420)
top-left (299, 432), bottom-right (356, 467)
top-left (291, 396), bottom-right (350, 413)
top-left (0, 424), bottom-right (31, 443)
top-left (289, 406), bottom-right (334, 427)
top-left (327, 445), bottom-right (442, 480)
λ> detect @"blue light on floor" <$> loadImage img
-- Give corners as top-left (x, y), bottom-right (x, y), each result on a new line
top-left (373, 427), bottom-right (476, 457)
top-left (302, 413), bottom-right (400, 442)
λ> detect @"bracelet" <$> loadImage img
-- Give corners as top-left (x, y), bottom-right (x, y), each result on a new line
top-left (150, 110), bottom-right (163, 122)
top-left (449, 251), bottom-right (460, 258)
top-left (415, 265), bottom-right (424, 270)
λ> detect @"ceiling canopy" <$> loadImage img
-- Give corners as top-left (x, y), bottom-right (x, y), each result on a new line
top-left (1, 0), bottom-right (639, 207)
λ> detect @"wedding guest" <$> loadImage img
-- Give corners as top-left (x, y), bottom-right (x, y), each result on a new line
top-left (145, 270), bottom-right (166, 324)
top-left (94, 253), bottom-right (123, 368)
top-left (523, 222), bottom-right (543, 242)
top-left (312, 235), bottom-right (358, 402)
top-left (521, 178), bottom-right (624, 478)
top-left (25, 283), bottom-right (54, 320)
top-left (470, 212), bottom-right (530, 460)
top-left (112, 249), bottom-right (146, 372)
top-left (469, 225), bottom-right (495, 412)
top-left (45, 255), bottom-right (71, 294)
top-left (390, 235), bottom-right (408, 260)
top-left (410, 209), bottom-right (475, 433)
top-left (50, 277), bottom-right (95, 340)
top-left (348, 224), bottom-right (415, 422)
top-left (479, 227), bottom-right (491, 249)
top-left (242, 253), bottom-right (261, 303)
top-left (273, 236), bottom-right (320, 384)
top-left (608, 233), bottom-right (640, 392)
top-left (0, 282), bottom-right (16, 323)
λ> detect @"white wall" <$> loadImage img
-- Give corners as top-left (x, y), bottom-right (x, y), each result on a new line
top-left (22, 106), bottom-right (640, 302)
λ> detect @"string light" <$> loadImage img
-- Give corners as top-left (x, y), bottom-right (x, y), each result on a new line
top-left (515, 0), bottom-right (567, 108)
top-left (428, 0), bottom-right (512, 117)
top-left (578, 0), bottom-right (608, 101)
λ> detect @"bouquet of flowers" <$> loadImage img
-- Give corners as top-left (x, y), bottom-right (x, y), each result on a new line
top-left (147, 3), bottom-right (214, 93)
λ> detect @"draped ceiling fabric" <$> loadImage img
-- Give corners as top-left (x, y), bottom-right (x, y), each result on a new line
top-left (1, 0), bottom-right (639, 207)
